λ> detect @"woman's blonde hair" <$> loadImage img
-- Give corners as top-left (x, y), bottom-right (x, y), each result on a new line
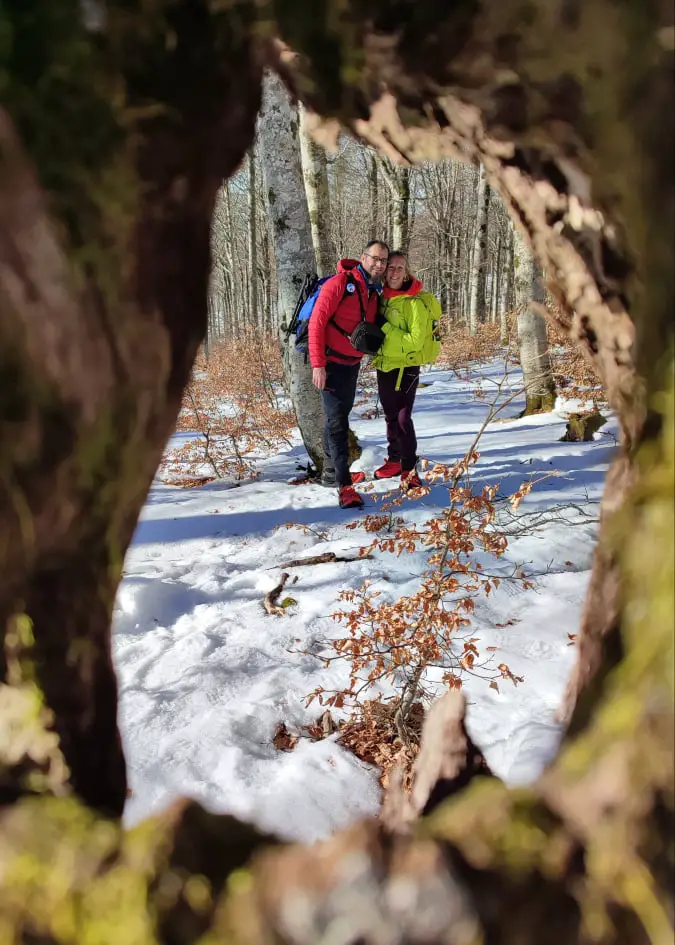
top-left (388, 250), bottom-right (413, 280)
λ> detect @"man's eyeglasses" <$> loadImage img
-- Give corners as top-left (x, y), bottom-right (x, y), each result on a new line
top-left (364, 252), bottom-right (388, 265)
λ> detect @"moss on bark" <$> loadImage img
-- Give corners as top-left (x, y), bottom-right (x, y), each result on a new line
top-left (348, 427), bottom-right (362, 465)
top-left (0, 0), bottom-right (262, 814)
top-left (520, 388), bottom-right (557, 417)
top-left (561, 412), bottom-right (608, 442)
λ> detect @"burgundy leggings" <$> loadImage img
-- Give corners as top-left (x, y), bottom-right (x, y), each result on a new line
top-left (377, 366), bottom-right (420, 472)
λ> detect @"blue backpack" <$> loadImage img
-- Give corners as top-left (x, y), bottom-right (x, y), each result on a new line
top-left (287, 272), bottom-right (358, 357)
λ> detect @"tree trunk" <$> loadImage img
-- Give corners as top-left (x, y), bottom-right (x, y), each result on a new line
top-left (367, 151), bottom-right (379, 238)
top-left (392, 165), bottom-right (410, 249)
top-left (0, 0), bottom-right (262, 816)
top-left (449, 234), bottom-right (460, 319)
top-left (222, 182), bottom-right (236, 337)
top-left (467, 163), bottom-right (489, 336)
top-left (247, 146), bottom-right (259, 326)
top-left (257, 71), bottom-right (325, 472)
top-left (299, 105), bottom-right (333, 277)
top-left (380, 157), bottom-right (411, 250)
top-left (514, 225), bottom-right (556, 414)
top-left (490, 240), bottom-right (500, 323)
top-left (330, 146), bottom-right (347, 259)
top-left (499, 226), bottom-right (512, 344)
top-left (383, 183), bottom-right (393, 247)
top-left (209, 183), bottom-right (235, 340)
top-left (479, 182), bottom-right (491, 321)
top-left (1, 0), bottom-right (673, 940)
top-left (259, 208), bottom-right (273, 331)
top-left (408, 166), bottom-right (417, 242)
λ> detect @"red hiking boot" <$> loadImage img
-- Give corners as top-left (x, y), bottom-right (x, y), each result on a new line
top-left (374, 459), bottom-right (402, 480)
top-left (401, 469), bottom-right (423, 490)
top-left (350, 470), bottom-right (367, 484)
top-left (339, 484), bottom-right (364, 509)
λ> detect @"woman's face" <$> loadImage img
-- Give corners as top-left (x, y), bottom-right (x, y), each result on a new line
top-left (386, 256), bottom-right (407, 290)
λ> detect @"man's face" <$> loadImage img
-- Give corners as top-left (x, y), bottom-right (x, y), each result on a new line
top-left (360, 244), bottom-right (389, 280)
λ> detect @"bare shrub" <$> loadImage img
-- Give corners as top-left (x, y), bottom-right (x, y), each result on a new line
top-left (306, 451), bottom-right (534, 793)
top-left (438, 319), bottom-right (515, 375)
top-left (548, 321), bottom-right (606, 413)
top-left (161, 331), bottom-right (294, 483)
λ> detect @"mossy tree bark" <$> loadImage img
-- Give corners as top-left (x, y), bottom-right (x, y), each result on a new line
top-left (0, 0), bottom-right (262, 815)
top-left (0, 0), bottom-right (673, 941)
top-left (561, 412), bottom-right (608, 443)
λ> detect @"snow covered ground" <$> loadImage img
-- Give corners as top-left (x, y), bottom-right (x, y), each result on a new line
top-left (114, 359), bottom-right (616, 841)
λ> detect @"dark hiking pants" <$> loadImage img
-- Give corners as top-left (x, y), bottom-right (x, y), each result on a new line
top-left (377, 366), bottom-right (420, 472)
top-left (322, 361), bottom-right (360, 487)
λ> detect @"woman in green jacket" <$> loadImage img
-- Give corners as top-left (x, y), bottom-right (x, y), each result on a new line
top-left (372, 251), bottom-right (441, 489)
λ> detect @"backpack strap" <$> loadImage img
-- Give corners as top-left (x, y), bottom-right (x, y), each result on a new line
top-left (286, 272), bottom-right (318, 340)
top-left (353, 279), bottom-right (367, 323)
top-left (331, 275), bottom-right (366, 340)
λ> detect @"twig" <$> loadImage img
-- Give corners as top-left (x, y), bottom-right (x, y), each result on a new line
top-left (276, 551), bottom-right (373, 569)
top-left (264, 572), bottom-right (290, 616)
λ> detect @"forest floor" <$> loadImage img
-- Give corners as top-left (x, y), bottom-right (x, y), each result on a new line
top-left (114, 357), bottom-right (616, 841)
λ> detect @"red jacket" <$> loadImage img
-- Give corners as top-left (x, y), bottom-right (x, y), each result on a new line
top-left (308, 259), bottom-right (379, 369)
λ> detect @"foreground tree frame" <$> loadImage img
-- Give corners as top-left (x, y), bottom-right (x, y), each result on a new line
top-left (0, 1), bottom-right (672, 942)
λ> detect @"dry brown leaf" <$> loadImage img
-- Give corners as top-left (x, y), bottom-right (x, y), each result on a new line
top-left (272, 722), bottom-right (298, 753)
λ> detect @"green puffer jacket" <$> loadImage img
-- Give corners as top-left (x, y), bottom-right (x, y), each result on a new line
top-left (372, 280), bottom-right (442, 386)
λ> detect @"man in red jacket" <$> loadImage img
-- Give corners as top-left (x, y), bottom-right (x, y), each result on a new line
top-left (309, 240), bottom-right (389, 508)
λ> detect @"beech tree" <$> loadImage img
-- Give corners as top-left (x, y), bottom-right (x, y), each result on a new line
top-left (380, 156), bottom-right (411, 249)
top-left (0, 1), bottom-right (672, 942)
top-left (299, 104), bottom-right (333, 277)
top-left (257, 71), bottom-right (326, 471)
top-left (247, 145), bottom-right (259, 325)
top-left (208, 138), bottom-right (520, 334)
top-left (499, 222), bottom-right (514, 344)
top-left (417, 159), bottom-right (461, 314)
top-left (366, 150), bottom-right (380, 238)
top-left (514, 225), bottom-right (557, 414)
top-left (467, 163), bottom-right (490, 335)
top-left (209, 166), bottom-right (275, 338)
